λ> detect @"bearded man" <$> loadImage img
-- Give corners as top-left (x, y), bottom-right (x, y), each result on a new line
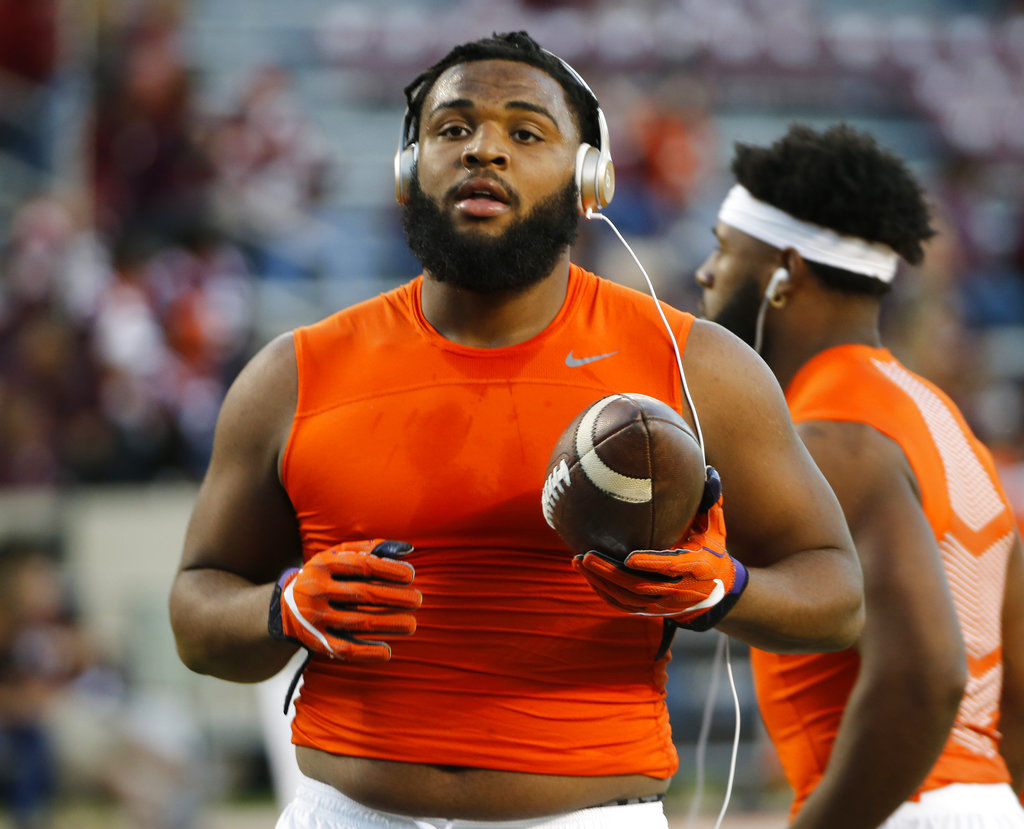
top-left (170, 33), bottom-right (864, 829)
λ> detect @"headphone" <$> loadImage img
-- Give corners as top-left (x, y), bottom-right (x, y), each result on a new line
top-left (753, 267), bottom-right (790, 354)
top-left (394, 51), bottom-right (615, 216)
top-left (765, 266), bottom-right (790, 308)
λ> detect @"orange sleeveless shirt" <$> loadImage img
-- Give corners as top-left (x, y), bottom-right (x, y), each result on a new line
top-left (751, 345), bottom-right (1015, 815)
top-left (281, 264), bottom-right (695, 778)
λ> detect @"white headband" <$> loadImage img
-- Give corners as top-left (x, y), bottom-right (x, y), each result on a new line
top-left (718, 184), bottom-right (900, 282)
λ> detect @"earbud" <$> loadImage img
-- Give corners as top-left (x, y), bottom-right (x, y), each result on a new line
top-left (765, 267), bottom-right (790, 308)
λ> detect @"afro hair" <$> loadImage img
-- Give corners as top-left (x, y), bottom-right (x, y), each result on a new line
top-left (732, 123), bottom-right (935, 295)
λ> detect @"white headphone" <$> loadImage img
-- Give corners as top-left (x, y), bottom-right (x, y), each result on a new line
top-left (765, 266), bottom-right (790, 308)
top-left (394, 51), bottom-right (614, 216)
top-left (753, 267), bottom-right (790, 355)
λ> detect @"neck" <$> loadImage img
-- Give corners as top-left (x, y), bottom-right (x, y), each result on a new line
top-left (420, 253), bottom-right (572, 348)
top-left (764, 292), bottom-right (883, 392)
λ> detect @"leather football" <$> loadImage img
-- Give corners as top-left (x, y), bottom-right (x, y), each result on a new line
top-left (541, 393), bottom-right (706, 559)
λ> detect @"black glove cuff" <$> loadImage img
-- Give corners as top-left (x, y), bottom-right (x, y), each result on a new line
top-left (671, 590), bottom-right (741, 632)
top-left (657, 589), bottom-right (741, 653)
top-left (268, 567), bottom-right (300, 642)
top-left (671, 554), bottom-right (749, 632)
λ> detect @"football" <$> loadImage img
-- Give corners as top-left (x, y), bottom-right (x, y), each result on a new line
top-left (541, 392), bottom-right (706, 560)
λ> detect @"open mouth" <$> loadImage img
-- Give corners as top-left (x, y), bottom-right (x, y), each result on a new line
top-left (453, 177), bottom-right (511, 218)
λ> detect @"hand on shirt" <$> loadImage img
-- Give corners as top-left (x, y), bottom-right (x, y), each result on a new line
top-left (269, 539), bottom-right (422, 661)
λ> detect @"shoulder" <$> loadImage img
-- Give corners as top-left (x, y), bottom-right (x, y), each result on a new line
top-left (295, 283), bottom-right (418, 358)
top-left (588, 271), bottom-right (687, 312)
top-left (799, 419), bottom-right (918, 508)
top-left (585, 270), bottom-right (695, 336)
top-left (213, 332), bottom-right (297, 474)
top-left (230, 331), bottom-right (297, 406)
top-left (787, 348), bottom-right (924, 519)
top-left (791, 347), bottom-right (923, 423)
top-left (303, 282), bottom-right (414, 334)
top-left (682, 319), bottom-right (790, 436)
top-left (685, 318), bottom-right (767, 372)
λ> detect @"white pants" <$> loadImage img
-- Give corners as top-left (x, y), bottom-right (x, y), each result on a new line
top-left (276, 776), bottom-right (669, 829)
top-left (880, 783), bottom-right (1024, 828)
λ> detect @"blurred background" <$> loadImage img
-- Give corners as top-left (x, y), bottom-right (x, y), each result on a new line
top-left (1, 0), bottom-right (1023, 825)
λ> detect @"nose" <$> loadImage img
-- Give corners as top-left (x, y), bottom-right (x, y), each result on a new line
top-left (461, 123), bottom-right (509, 171)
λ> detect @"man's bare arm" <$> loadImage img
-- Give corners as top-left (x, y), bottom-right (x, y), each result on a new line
top-left (790, 420), bottom-right (966, 828)
top-left (169, 333), bottom-right (303, 682)
top-left (685, 321), bottom-right (864, 652)
top-left (1000, 533), bottom-right (1024, 794)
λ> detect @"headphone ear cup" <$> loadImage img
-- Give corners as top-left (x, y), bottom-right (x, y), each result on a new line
top-left (596, 157), bottom-right (615, 210)
top-left (394, 143), bottom-right (418, 205)
top-left (575, 144), bottom-right (615, 215)
top-left (575, 143), bottom-right (598, 214)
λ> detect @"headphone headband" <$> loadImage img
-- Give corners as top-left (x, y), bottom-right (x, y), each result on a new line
top-left (542, 49), bottom-right (598, 108)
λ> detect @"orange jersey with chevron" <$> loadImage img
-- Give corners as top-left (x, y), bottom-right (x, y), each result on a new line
top-left (281, 264), bottom-right (695, 778)
top-left (751, 344), bottom-right (1015, 814)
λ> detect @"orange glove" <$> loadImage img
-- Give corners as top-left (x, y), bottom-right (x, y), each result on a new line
top-left (268, 539), bottom-right (422, 662)
top-left (573, 467), bottom-right (748, 631)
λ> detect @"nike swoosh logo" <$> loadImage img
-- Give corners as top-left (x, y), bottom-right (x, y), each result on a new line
top-left (636, 578), bottom-right (726, 618)
top-left (683, 579), bottom-right (725, 613)
top-left (565, 350), bottom-right (618, 368)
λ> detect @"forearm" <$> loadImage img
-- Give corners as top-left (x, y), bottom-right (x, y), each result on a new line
top-left (1001, 699), bottom-right (1024, 794)
top-left (717, 547), bottom-right (863, 652)
top-left (169, 568), bottom-right (298, 682)
top-left (791, 672), bottom-right (959, 828)
top-left (1000, 536), bottom-right (1024, 795)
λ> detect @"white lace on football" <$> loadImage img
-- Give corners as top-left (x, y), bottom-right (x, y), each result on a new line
top-left (576, 395), bottom-right (654, 503)
top-left (719, 184), bottom-right (900, 282)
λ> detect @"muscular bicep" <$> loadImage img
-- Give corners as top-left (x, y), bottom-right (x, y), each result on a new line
top-left (685, 322), bottom-right (852, 567)
top-left (178, 332), bottom-right (302, 583)
top-left (799, 420), bottom-right (963, 669)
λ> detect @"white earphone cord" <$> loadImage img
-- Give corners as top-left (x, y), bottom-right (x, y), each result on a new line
top-left (753, 267), bottom-right (788, 355)
top-left (586, 209), bottom-right (740, 826)
top-left (752, 290), bottom-right (773, 356)
top-left (685, 632), bottom-right (724, 828)
top-left (585, 211), bottom-right (706, 466)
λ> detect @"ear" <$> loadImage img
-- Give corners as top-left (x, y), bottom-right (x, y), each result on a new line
top-left (777, 248), bottom-right (810, 302)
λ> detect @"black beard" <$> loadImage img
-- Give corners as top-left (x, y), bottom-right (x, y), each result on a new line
top-left (402, 176), bottom-right (579, 294)
top-left (707, 277), bottom-right (764, 349)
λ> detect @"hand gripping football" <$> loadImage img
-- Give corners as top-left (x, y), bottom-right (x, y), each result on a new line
top-left (541, 393), bottom-right (706, 560)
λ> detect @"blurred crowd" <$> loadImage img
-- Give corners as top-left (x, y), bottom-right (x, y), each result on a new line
top-left (0, 5), bottom-right (330, 484)
top-left (1, 1), bottom-right (1022, 489)
top-left (1, 0), bottom-right (1024, 819)
top-left (0, 536), bottom-right (202, 828)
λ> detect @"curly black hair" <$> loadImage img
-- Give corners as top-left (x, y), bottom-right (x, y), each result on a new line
top-left (732, 123), bottom-right (935, 295)
top-left (400, 31), bottom-right (601, 153)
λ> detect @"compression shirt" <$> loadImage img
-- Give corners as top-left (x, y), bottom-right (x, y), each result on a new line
top-left (282, 264), bottom-right (696, 778)
top-left (751, 345), bottom-right (1015, 814)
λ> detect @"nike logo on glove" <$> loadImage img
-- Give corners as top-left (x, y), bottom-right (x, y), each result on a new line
top-left (282, 578), bottom-right (337, 657)
top-left (637, 580), bottom-right (726, 618)
top-left (565, 349), bottom-right (618, 367)
top-left (683, 579), bottom-right (725, 613)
